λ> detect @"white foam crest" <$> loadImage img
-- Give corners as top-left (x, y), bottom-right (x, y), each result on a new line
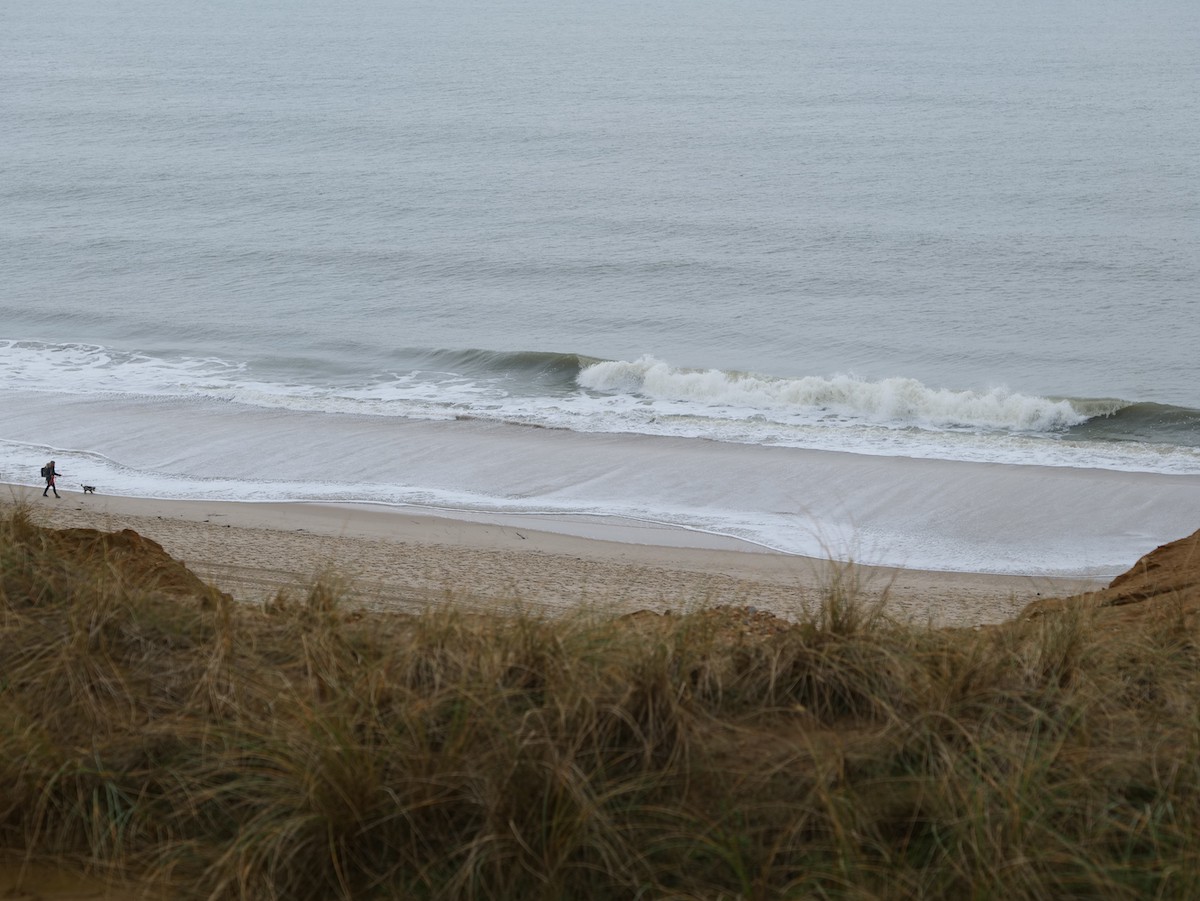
top-left (0, 340), bottom-right (247, 396)
top-left (0, 341), bottom-right (494, 417)
top-left (578, 355), bottom-right (1088, 433)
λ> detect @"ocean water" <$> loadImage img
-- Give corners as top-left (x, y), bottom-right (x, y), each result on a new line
top-left (3, 0), bottom-right (1199, 575)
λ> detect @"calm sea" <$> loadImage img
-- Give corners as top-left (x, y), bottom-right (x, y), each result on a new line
top-left (3, 0), bottom-right (1198, 575)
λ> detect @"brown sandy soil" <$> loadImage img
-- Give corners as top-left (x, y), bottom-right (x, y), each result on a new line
top-left (3, 484), bottom-right (1100, 628)
top-left (1023, 527), bottom-right (1200, 629)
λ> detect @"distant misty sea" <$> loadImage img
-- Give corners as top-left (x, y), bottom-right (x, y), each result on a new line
top-left (3, 0), bottom-right (1199, 575)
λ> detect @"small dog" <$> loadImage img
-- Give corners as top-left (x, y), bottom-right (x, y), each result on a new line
top-left (81, 484), bottom-right (96, 494)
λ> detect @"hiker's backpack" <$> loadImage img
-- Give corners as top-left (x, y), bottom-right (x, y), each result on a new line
top-left (40, 464), bottom-right (49, 479)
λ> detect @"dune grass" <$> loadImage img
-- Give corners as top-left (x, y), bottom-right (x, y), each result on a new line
top-left (2, 505), bottom-right (1200, 899)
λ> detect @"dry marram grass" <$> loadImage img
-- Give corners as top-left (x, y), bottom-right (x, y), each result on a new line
top-left (2, 506), bottom-right (1200, 899)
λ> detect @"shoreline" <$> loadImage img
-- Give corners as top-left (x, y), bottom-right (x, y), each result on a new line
top-left (2, 483), bottom-right (1105, 628)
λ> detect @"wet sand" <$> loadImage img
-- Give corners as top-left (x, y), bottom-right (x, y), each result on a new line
top-left (3, 484), bottom-right (1103, 628)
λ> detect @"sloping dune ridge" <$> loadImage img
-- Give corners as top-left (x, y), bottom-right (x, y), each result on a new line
top-left (1022, 528), bottom-right (1200, 627)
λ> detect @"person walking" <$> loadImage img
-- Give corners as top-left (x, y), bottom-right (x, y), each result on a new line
top-left (42, 460), bottom-right (61, 498)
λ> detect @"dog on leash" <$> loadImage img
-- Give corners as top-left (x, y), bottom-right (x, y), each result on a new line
top-left (81, 484), bottom-right (96, 494)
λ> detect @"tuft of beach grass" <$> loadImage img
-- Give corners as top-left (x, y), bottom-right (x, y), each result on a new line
top-left (3, 505), bottom-right (1200, 899)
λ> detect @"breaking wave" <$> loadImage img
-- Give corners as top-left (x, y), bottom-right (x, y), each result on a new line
top-left (578, 355), bottom-right (1097, 434)
top-left (4, 341), bottom-right (1200, 468)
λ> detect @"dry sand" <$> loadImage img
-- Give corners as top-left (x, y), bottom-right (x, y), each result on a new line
top-left (3, 483), bottom-right (1103, 628)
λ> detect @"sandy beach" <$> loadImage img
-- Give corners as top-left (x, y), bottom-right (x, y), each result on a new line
top-left (2, 483), bottom-right (1103, 628)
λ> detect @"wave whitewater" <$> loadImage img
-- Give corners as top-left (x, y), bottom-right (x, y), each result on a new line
top-left (579, 355), bottom-right (1100, 434)
top-left (4, 340), bottom-right (1199, 462)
